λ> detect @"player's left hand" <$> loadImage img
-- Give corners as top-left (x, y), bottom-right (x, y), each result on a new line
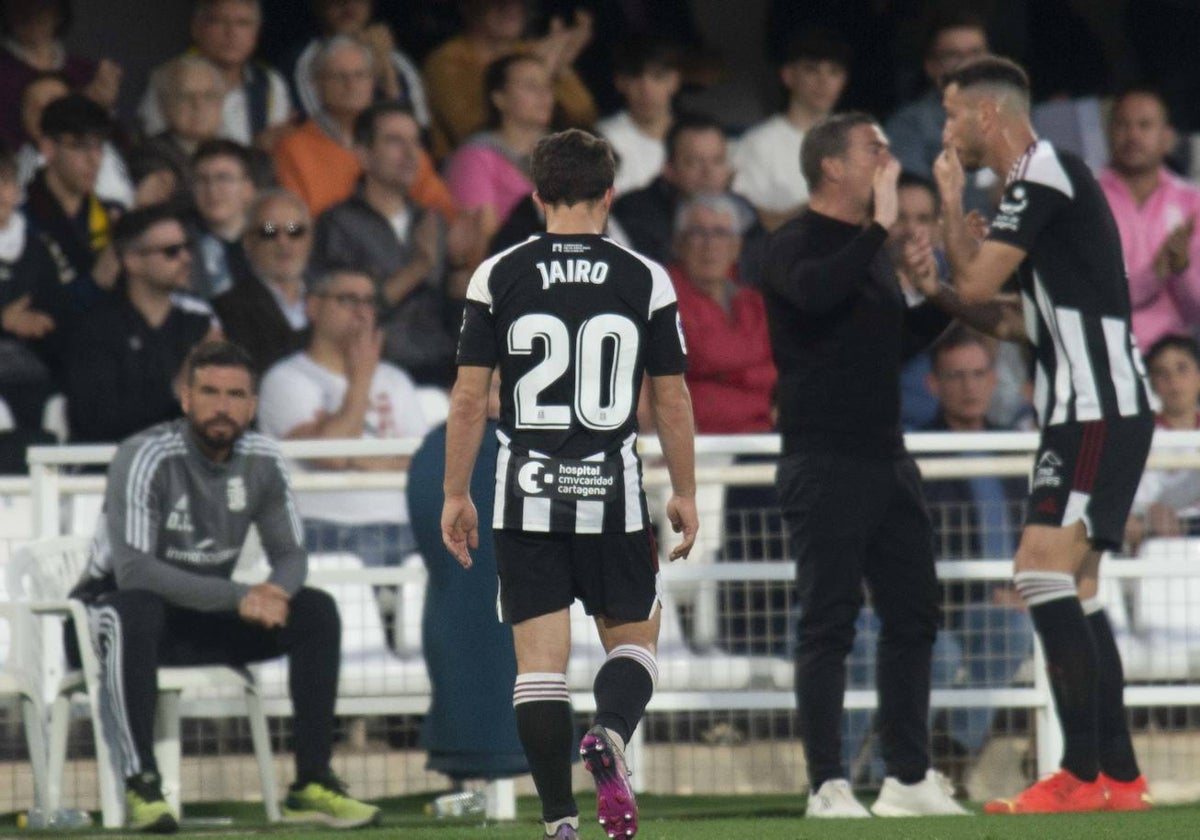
top-left (441, 494), bottom-right (479, 569)
top-left (665, 494), bottom-right (698, 561)
top-left (901, 228), bottom-right (941, 297)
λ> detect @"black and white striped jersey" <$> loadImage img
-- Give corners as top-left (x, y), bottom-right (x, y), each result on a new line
top-left (457, 233), bottom-right (687, 534)
top-left (988, 140), bottom-right (1156, 426)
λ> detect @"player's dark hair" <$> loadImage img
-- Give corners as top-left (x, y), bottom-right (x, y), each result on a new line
top-left (484, 53), bottom-right (543, 129)
top-left (941, 55), bottom-right (1029, 97)
top-left (40, 93), bottom-right (113, 140)
top-left (111, 203), bottom-right (182, 256)
top-left (781, 28), bottom-right (852, 69)
top-left (800, 111), bottom-right (876, 193)
top-left (1145, 334), bottom-right (1200, 370)
top-left (898, 171), bottom-right (940, 213)
top-left (531, 129), bottom-right (615, 206)
top-left (191, 138), bottom-right (255, 179)
top-left (665, 113), bottom-right (724, 163)
top-left (185, 340), bottom-right (257, 390)
top-left (353, 100), bottom-right (417, 147)
top-left (613, 36), bottom-right (682, 77)
top-left (931, 323), bottom-right (995, 371)
top-left (923, 8), bottom-right (988, 58)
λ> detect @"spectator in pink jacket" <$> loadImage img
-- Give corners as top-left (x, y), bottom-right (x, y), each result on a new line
top-left (444, 54), bottom-right (552, 245)
top-left (1098, 88), bottom-right (1200, 353)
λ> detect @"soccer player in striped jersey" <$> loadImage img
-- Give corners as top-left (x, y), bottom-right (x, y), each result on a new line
top-left (442, 128), bottom-right (698, 840)
top-left (934, 55), bottom-right (1156, 814)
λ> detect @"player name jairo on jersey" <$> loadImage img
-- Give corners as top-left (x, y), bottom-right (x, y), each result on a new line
top-left (536, 256), bottom-right (610, 290)
top-left (458, 234), bottom-right (688, 535)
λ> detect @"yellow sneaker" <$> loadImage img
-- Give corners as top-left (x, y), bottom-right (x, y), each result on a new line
top-left (125, 772), bottom-right (178, 833)
top-left (282, 775), bottom-right (381, 829)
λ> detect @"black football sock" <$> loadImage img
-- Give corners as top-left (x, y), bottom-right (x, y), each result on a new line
top-left (593, 644), bottom-right (658, 748)
top-left (514, 673), bottom-right (578, 823)
top-left (1014, 572), bottom-right (1099, 781)
top-left (1082, 599), bottom-right (1141, 781)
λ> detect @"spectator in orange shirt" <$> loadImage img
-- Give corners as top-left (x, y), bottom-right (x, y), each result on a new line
top-left (274, 35), bottom-right (454, 220)
top-left (422, 0), bottom-right (596, 160)
top-left (668, 193), bottom-right (776, 434)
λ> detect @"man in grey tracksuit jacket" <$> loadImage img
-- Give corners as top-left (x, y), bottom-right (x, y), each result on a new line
top-left (66, 340), bottom-right (378, 830)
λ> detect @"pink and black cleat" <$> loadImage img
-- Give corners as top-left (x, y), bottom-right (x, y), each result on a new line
top-left (580, 725), bottom-right (638, 839)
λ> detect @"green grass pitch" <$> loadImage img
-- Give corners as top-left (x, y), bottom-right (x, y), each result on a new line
top-left (8, 793), bottom-right (1200, 839)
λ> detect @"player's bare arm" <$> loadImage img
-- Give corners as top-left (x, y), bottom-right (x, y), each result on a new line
top-left (935, 144), bottom-right (1027, 304)
top-left (649, 373), bottom-right (699, 560)
top-left (902, 228), bottom-right (1026, 341)
top-left (442, 365), bottom-right (493, 568)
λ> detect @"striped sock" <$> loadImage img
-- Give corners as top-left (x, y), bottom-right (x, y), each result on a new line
top-left (1014, 572), bottom-right (1100, 781)
top-left (514, 673), bottom-right (577, 824)
top-left (594, 644), bottom-right (658, 747)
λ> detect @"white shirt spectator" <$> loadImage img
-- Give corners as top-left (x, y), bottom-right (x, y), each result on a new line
top-left (257, 352), bottom-right (428, 525)
top-left (732, 114), bottom-right (808, 213)
top-left (139, 62), bottom-right (291, 146)
top-left (597, 110), bottom-right (667, 196)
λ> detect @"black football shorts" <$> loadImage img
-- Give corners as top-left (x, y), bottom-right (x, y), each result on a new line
top-left (1025, 413), bottom-right (1154, 551)
top-left (493, 529), bottom-right (660, 624)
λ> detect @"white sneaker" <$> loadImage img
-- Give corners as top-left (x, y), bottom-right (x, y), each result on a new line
top-left (806, 779), bottom-right (871, 818)
top-left (871, 769), bottom-right (969, 817)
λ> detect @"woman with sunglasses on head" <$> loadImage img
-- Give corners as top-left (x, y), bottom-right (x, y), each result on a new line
top-left (62, 203), bottom-right (220, 445)
top-left (211, 189), bottom-right (313, 375)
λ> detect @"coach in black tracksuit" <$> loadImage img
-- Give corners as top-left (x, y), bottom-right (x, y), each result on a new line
top-left (762, 113), bottom-right (969, 815)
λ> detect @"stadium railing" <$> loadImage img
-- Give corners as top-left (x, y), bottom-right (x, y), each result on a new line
top-left (2, 431), bottom-right (1200, 811)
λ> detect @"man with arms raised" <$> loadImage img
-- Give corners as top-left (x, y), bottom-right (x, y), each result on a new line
top-left (934, 55), bottom-right (1156, 813)
top-left (442, 128), bottom-right (697, 840)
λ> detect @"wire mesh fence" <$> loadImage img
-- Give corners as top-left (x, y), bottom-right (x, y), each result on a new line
top-left (4, 434), bottom-right (1200, 813)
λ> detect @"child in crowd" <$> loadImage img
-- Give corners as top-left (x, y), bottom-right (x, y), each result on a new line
top-left (596, 38), bottom-right (681, 196)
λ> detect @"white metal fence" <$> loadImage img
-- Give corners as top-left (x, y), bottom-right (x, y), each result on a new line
top-left (3, 431), bottom-right (1200, 811)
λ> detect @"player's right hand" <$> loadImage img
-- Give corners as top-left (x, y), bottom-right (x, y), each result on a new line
top-left (933, 144), bottom-right (966, 204)
top-left (666, 494), bottom-right (699, 561)
top-left (441, 494), bottom-right (479, 569)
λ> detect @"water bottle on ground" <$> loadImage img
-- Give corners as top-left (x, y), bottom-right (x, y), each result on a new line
top-left (426, 790), bottom-right (487, 818)
top-left (18, 808), bottom-right (93, 829)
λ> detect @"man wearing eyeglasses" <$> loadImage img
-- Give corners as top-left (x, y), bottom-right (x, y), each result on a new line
top-left (187, 139), bottom-right (258, 299)
top-left (212, 189), bottom-right (312, 374)
top-left (257, 267), bottom-right (428, 640)
top-left (63, 204), bottom-right (220, 444)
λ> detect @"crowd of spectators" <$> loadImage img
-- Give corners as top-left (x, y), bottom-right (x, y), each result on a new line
top-left (3, 0), bottom-right (1200, 787)
top-left (1, 0), bottom-right (1193, 447)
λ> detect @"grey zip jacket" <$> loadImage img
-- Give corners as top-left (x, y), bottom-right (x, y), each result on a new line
top-left (70, 418), bottom-right (307, 611)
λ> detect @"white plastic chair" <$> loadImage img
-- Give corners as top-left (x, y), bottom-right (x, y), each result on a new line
top-left (0, 596), bottom-right (50, 811)
top-left (7, 536), bottom-right (280, 828)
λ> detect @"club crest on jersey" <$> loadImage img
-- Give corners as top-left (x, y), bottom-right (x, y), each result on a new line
top-left (227, 476), bottom-right (246, 511)
top-left (992, 185), bottom-right (1027, 232)
top-left (536, 258), bottom-right (609, 290)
